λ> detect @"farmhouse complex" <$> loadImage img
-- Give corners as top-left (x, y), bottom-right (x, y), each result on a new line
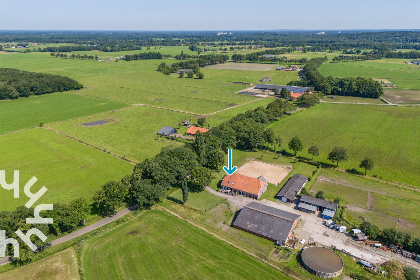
top-left (221, 173), bottom-right (267, 199)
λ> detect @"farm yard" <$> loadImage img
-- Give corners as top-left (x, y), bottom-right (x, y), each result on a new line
top-left (267, 103), bottom-right (420, 186)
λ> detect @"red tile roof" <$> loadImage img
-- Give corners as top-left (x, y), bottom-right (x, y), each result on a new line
top-left (222, 173), bottom-right (266, 196)
top-left (186, 126), bottom-right (209, 135)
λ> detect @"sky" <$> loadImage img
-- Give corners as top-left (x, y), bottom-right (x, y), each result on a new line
top-left (0, 0), bottom-right (419, 31)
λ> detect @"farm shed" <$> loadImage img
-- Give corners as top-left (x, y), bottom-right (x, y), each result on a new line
top-left (232, 202), bottom-right (300, 244)
top-left (157, 126), bottom-right (177, 136)
top-left (297, 202), bottom-right (317, 214)
top-left (262, 55), bottom-right (277, 59)
top-left (299, 195), bottom-right (338, 212)
top-left (177, 69), bottom-right (193, 74)
top-left (260, 77), bottom-right (272, 82)
top-left (186, 126), bottom-right (209, 136)
top-left (276, 174), bottom-right (308, 203)
top-left (221, 173), bottom-right (267, 199)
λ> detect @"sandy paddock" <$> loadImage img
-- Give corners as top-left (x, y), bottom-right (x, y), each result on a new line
top-left (236, 160), bottom-right (292, 185)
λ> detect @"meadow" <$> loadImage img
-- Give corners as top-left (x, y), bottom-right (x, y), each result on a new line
top-left (0, 128), bottom-right (133, 211)
top-left (0, 93), bottom-right (127, 134)
top-left (318, 59), bottom-right (420, 90)
top-left (0, 248), bottom-right (78, 280)
top-left (50, 106), bottom-right (193, 162)
top-left (310, 169), bottom-right (420, 236)
top-left (81, 210), bottom-right (290, 280)
top-left (267, 103), bottom-right (420, 186)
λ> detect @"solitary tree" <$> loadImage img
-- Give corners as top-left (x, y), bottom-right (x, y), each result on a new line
top-left (187, 72), bottom-right (194, 78)
top-left (308, 145), bottom-right (319, 159)
top-left (179, 71), bottom-right (185, 78)
top-left (359, 157), bottom-right (374, 175)
top-left (327, 147), bottom-right (349, 167)
top-left (288, 136), bottom-right (303, 156)
top-left (263, 128), bottom-right (275, 149)
top-left (197, 72), bottom-right (204, 79)
top-left (316, 190), bottom-right (325, 200)
top-left (197, 117), bottom-right (206, 127)
top-left (280, 88), bottom-right (291, 99)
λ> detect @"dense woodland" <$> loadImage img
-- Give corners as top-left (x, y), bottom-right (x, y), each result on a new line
top-left (0, 68), bottom-right (83, 100)
top-left (1, 30), bottom-right (420, 53)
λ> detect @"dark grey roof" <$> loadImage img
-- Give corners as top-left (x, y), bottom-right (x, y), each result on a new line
top-left (412, 60), bottom-right (420, 63)
top-left (257, 175), bottom-right (267, 183)
top-left (157, 126), bottom-right (177, 136)
top-left (254, 84), bottom-right (309, 93)
top-left (260, 77), bottom-right (272, 82)
top-left (232, 202), bottom-right (300, 243)
top-left (262, 55), bottom-right (276, 58)
top-left (300, 195), bottom-right (338, 211)
top-left (298, 202), bottom-right (317, 212)
top-left (178, 69), bottom-right (193, 72)
top-left (276, 174), bottom-right (308, 201)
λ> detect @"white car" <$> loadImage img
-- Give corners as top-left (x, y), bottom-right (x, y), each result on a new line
top-left (300, 239), bottom-right (306, 244)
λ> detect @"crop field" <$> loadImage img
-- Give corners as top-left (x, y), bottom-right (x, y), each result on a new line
top-left (311, 169), bottom-right (420, 236)
top-left (82, 210), bottom-right (290, 280)
top-left (0, 128), bottom-right (133, 211)
top-left (0, 248), bottom-right (79, 280)
top-left (0, 93), bottom-right (127, 134)
top-left (267, 103), bottom-right (420, 186)
top-left (50, 106), bottom-right (193, 162)
top-left (318, 59), bottom-right (420, 90)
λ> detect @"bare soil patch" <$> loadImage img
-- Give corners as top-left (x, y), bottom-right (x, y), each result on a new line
top-left (383, 89), bottom-right (420, 104)
top-left (237, 160), bottom-right (292, 185)
top-left (190, 91), bottom-right (198, 93)
top-left (154, 98), bottom-right (163, 101)
top-left (204, 62), bottom-right (276, 71)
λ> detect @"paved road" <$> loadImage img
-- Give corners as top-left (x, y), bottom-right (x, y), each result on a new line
top-left (0, 208), bottom-right (130, 266)
top-left (205, 187), bottom-right (420, 269)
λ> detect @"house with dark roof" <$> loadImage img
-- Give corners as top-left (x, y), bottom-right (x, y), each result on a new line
top-left (186, 126), bottom-right (209, 136)
top-left (157, 126), bottom-right (177, 136)
top-left (299, 195), bottom-right (339, 219)
top-left (411, 60), bottom-right (420, 65)
top-left (276, 174), bottom-right (308, 203)
top-left (260, 77), bottom-right (272, 82)
top-left (233, 202), bottom-right (300, 244)
top-left (254, 84), bottom-right (309, 94)
top-left (221, 173), bottom-right (267, 199)
top-left (177, 69), bottom-right (193, 74)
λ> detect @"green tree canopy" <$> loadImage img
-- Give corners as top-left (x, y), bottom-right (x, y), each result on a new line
top-left (359, 157), bottom-right (374, 175)
top-left (288, 136), bottom-right (303, 156)
top-left (327, 146), bottom-right (349, 167)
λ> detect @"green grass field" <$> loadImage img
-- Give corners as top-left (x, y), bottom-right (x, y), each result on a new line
top-left (318, 59), bottom-right (420, 90)
top-left (82, 210), bottom-right (290, 280)
top-left (50, 106), bottom-right (193, 162)
top-left (0, 248), bottom-right (79, 280)
top-left (267, 103), bottom-right (420, 186)
top-left (0, 93), bottom-right (127, 134)
top-left (0, 128), bottom-right (133, 211)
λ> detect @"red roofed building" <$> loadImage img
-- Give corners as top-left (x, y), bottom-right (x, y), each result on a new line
top-left (221, 173), bottom-right (268, 199)
top-left (290, 91), bottom-right (313, 99)
top-left (186, 126), bottom-right (209, 136)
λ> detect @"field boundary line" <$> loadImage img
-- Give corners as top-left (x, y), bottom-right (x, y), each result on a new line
top-left (43, 126), bottom-right (138, 165)
top-left (132, 104), bottom-right (200, 115)
top-left (204, 97), bottom-right (270, 116)
top-left (155, 204), bottom-right (305, 280)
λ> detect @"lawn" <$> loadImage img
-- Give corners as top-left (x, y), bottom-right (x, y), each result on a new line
top-left (168, 188), bottom-right (227, 212)
top-left (82, 210), bottom-right (290, 280)
top-left (267, 103), bottom-right (420, 186)
top-left (318, 59), bottom-right (420, 90)
top-left (0, 248), bottom-right (79, 280)
top-left (0, 128), bottom-right (133, 211)
top-left (50, 106), bottom-right (193, 162)
top-left (0, 93), bottom-right (127, 134)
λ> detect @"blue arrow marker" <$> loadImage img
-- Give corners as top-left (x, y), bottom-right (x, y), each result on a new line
top-left (223, 149), bottom-right (237, 175)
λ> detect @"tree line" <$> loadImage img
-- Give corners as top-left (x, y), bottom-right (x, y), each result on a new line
top-left (360, 221), bottom-right (420, 254)
top-left (289, 57), bottom-right (383, 98)
top-left (125, 52), bottom-right (164, 61)
top-left (157, 54), bottom-right (229, 76)
top-left (50, 52), bottom-right (98, 60)
top-left (0, 68), bottom-right (83, 100)
top-left (231, 53), bottom-right (307, 64)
